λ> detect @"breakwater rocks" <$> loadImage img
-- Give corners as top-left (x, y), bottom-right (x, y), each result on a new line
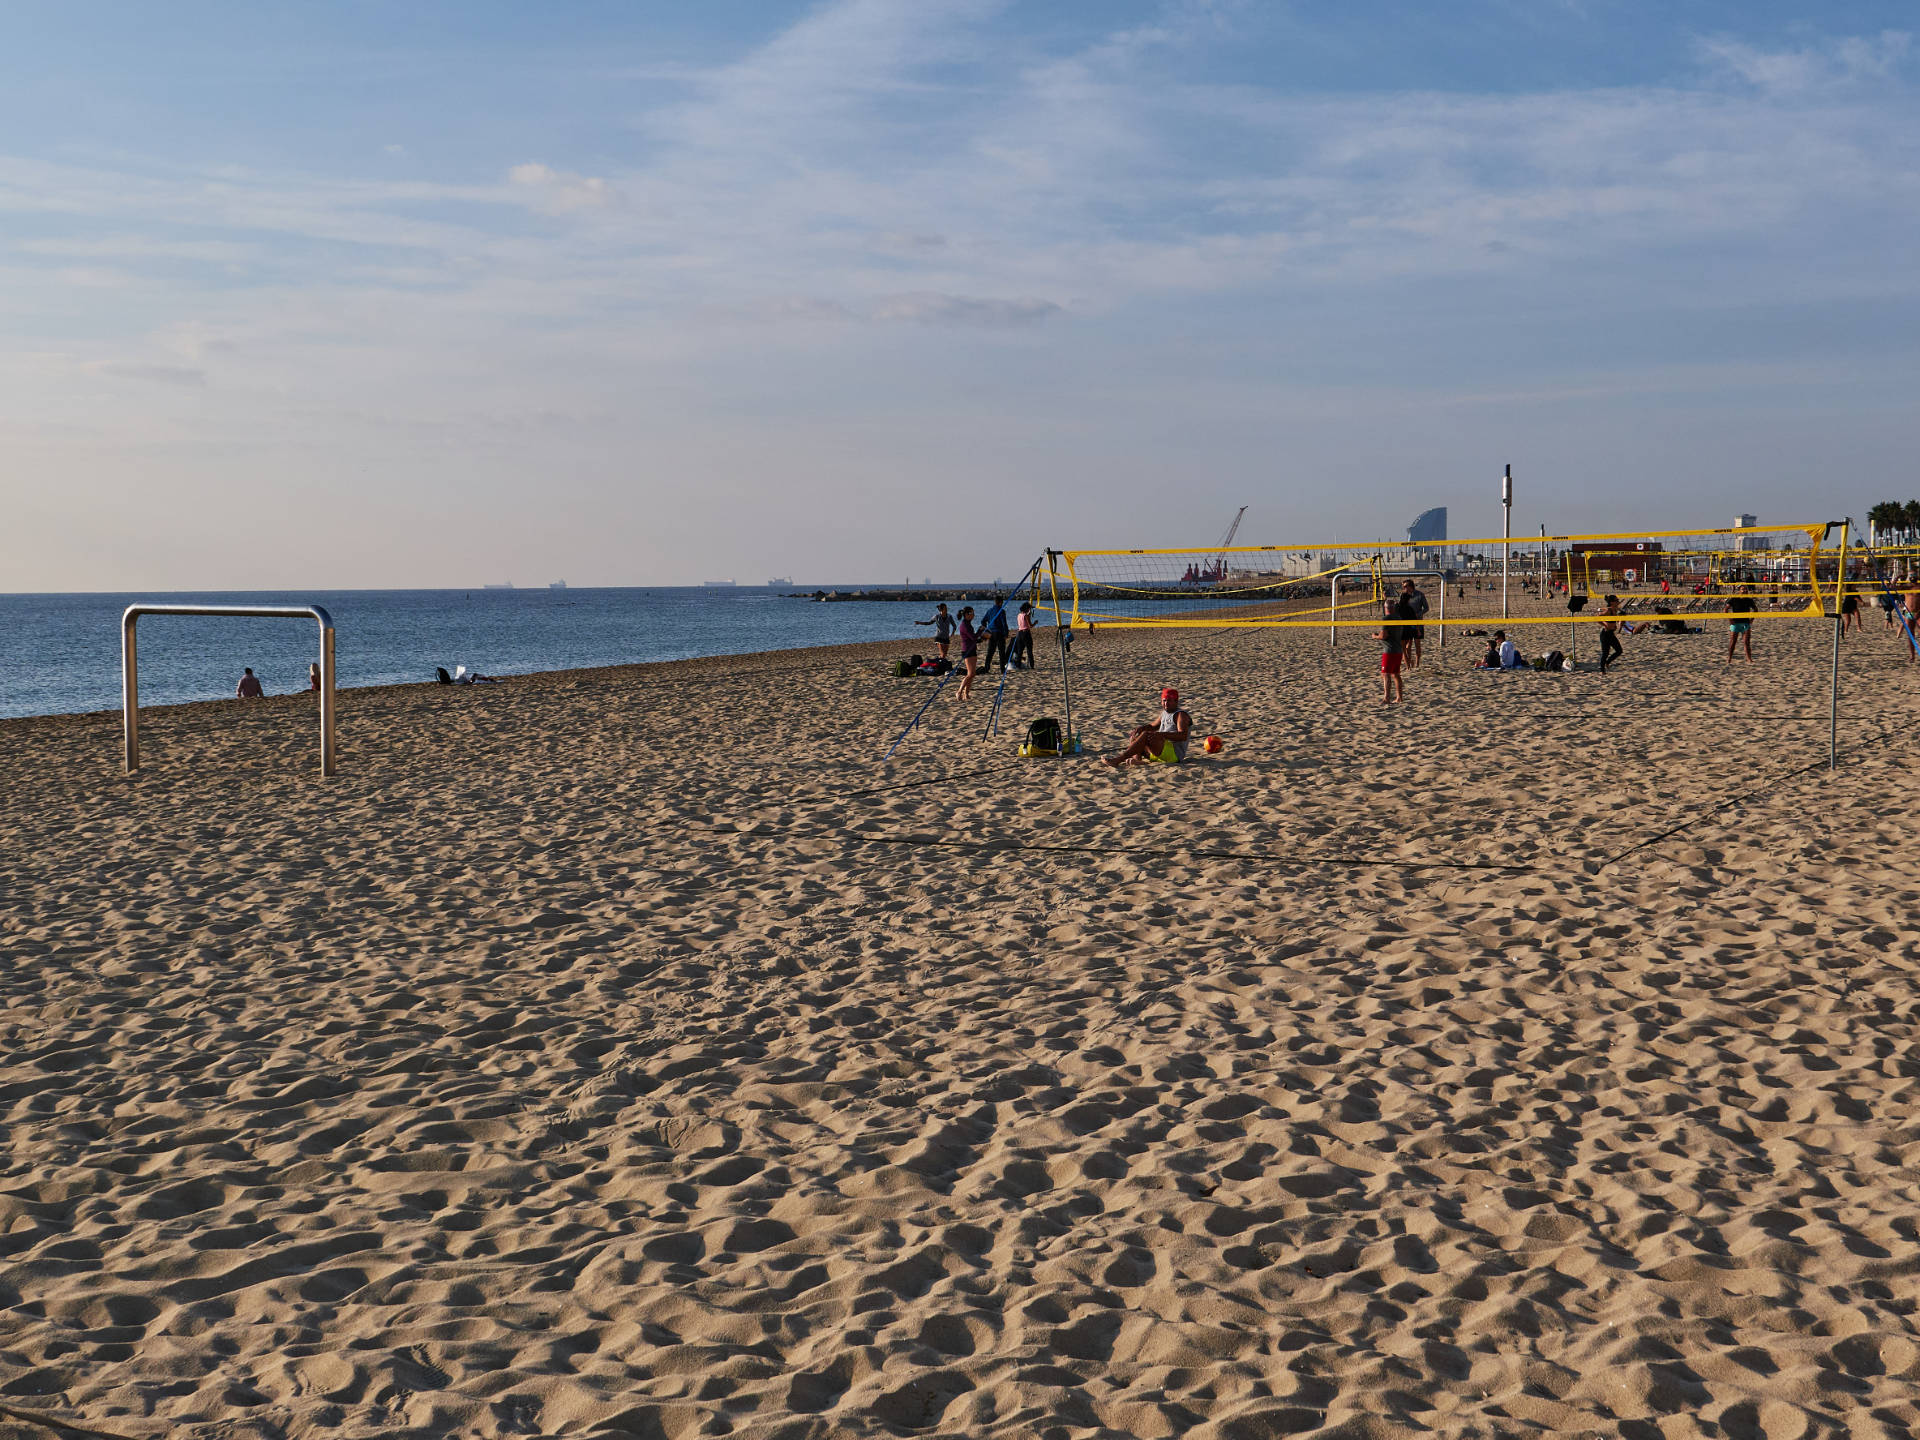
top-left (790, 583), bottom-right (1344, 603)
top-left (792, 589), bottom-right (998, 603)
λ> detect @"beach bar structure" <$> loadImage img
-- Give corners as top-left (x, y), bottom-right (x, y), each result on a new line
top-left (122, 603), bottom-right (337, 776)
top-left (1565, 540), bottom-right (1667, 585)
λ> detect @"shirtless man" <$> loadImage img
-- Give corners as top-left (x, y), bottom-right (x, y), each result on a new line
top-left (1102, 687), bottom-right (1192, 768)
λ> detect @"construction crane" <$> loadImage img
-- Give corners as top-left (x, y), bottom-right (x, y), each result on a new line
top-left (1206, 506), bottom-right (1247, 582)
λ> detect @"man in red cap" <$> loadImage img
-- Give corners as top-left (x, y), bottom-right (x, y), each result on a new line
top-left (1101, 687), bottom-right (1193, 768)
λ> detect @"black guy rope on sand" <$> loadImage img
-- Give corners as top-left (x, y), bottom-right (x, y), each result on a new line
top-left (1595, 756), bottom-right (1830, 871)
top-left (0, 1402), bottom-right (140, 1440)
top-left (833, 760), bottom-right (1030, 802)
top-left (703, 825), bottom-right (1537, 873)
top-left (1595, 710), bottom-right (1911, 871)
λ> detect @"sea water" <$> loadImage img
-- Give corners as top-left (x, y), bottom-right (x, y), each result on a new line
top-left (0, 587), bottom-right (1040, 720)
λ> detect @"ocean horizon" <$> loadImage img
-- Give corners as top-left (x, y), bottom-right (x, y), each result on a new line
top-left (0, 584), bottom-right (1048, 721)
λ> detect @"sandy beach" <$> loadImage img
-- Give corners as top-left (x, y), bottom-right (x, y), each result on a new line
top-left (4, 604), bottom-right (1919, 1439)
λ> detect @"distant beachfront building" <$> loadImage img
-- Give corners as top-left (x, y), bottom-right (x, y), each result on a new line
top-left (1398, 507), bottom-right (1447, 570)
top-left (1408, 507), bottom-right (1447, 545)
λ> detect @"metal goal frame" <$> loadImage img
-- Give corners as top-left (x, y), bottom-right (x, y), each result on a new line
top-left (122, 604), bottom-right (336, 775)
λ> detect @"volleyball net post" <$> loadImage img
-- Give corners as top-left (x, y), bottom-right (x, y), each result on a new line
top-left (1046, 549), bottom-right (1074, 749)
top-left (1829, 519), bottom-right (1846, 770)
top-left (982, 558), bottom-right (1044, 740)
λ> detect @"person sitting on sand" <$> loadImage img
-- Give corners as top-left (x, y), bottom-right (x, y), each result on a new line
top-left (1102, 688), bottom-right (1192, 768)
top-left (1475, 631), bottom-right (1526, 670)
top-left (236, 667), bottom-right (263, 699)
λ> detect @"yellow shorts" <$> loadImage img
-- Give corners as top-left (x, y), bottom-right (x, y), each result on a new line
top-left (1149, 741), bottom-right (1180, 764)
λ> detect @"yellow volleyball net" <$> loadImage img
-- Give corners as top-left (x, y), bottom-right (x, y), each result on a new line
top-left (1054, 522), bottom-right (1840, 629)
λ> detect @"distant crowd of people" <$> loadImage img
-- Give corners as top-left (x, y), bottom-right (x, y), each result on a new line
top-left (892, 568), bottom-right (1920, 764)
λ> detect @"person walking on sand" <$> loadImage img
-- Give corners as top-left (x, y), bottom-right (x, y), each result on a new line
top-left (1010, 602), bottom-right (1036, 669)
top-left (1840, 591), bottom-right (1861, 635)
top-left (1598, 594), bottom-right (1624, 673)
top-left (1396, 580), bottom-right (1428, 670)
top-left (1102, 687), bottom-right (1192, 767)
top-left (953, 607), bottom-right (980, 699)
top-left (1375, 604), bottom-right (1405, 703)
top-left (236, 667), bottom-right (264, 699)
top-left (1725, 592), bottom-right (1756, 662)
top-left (915, 603), bottom-right (955, 661)
top-left (982, 598), bottom-right (1011, 674)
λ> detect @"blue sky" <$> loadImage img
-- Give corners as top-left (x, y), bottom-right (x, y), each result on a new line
top-left (2, 1), bottom-right (1916, 588)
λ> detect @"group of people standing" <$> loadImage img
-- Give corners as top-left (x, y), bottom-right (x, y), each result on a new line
top-left (915, 598), bottom-right (1039, 700)
top-left (1861, 577), bottom-right (1920, 659)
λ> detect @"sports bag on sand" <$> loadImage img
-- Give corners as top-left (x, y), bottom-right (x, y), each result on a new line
top-left (1021, 717), bottom-right (1064, 756)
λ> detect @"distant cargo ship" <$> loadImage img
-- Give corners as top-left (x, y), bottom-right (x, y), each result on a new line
top-left (483, 582), bottom-right (514, 590)
top-left (703, 579), bottom-right (737, 588)
top-left (768, 576), bottom-right (792, 587)
top-left (549, 580), bottom-right (567, 590)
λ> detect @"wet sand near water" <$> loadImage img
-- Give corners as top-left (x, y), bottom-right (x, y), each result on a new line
top-left (3, 612), bottom-right (1919, 1438)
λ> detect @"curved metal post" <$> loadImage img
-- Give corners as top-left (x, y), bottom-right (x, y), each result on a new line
top-left (122, 604), bottom-right (338, 776)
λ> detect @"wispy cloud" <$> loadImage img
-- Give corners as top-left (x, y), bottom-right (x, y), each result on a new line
top-left (506, 162), bottom-right (616, 213)
top-left (1697, 29), bottom-right (1911, 95)
top-left (2, 2), bottom-right (1918, 587)
top-left (98, 362), bottom-right (207, 386)
top-left (869, 292), bottom-right (1061, 325)
top-left (6, 7), bottom-right (1917, 336)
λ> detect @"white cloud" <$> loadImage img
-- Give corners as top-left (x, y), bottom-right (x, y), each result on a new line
top-left (97, 362), bottom-right (207, 386)
top-left (506, 162), bottom-right (615, 212)
top-left (2, 3), bottom-right (1919, 588)
top-left (1697, 30), bottom-right (1912, 95)
top-left (869, 292), bottom-right (1061, 325)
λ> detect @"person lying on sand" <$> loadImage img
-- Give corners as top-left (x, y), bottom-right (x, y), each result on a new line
top-left (1102, 688), bottom-right (1191, 768)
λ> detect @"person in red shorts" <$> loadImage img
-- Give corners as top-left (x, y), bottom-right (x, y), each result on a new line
top-left (1376, 604), bottom-right (1404, 704)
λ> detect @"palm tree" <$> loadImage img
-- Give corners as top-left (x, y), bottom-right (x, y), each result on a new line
top-left (1868, 500), bottom-right (1912, 545)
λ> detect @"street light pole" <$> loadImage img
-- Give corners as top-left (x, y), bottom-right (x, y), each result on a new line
top-left (1501, 464), bottom-right (1513, 620)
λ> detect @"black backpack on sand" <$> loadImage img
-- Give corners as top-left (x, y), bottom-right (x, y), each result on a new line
top-left (1025, 717), bottom-right (1064, 755)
